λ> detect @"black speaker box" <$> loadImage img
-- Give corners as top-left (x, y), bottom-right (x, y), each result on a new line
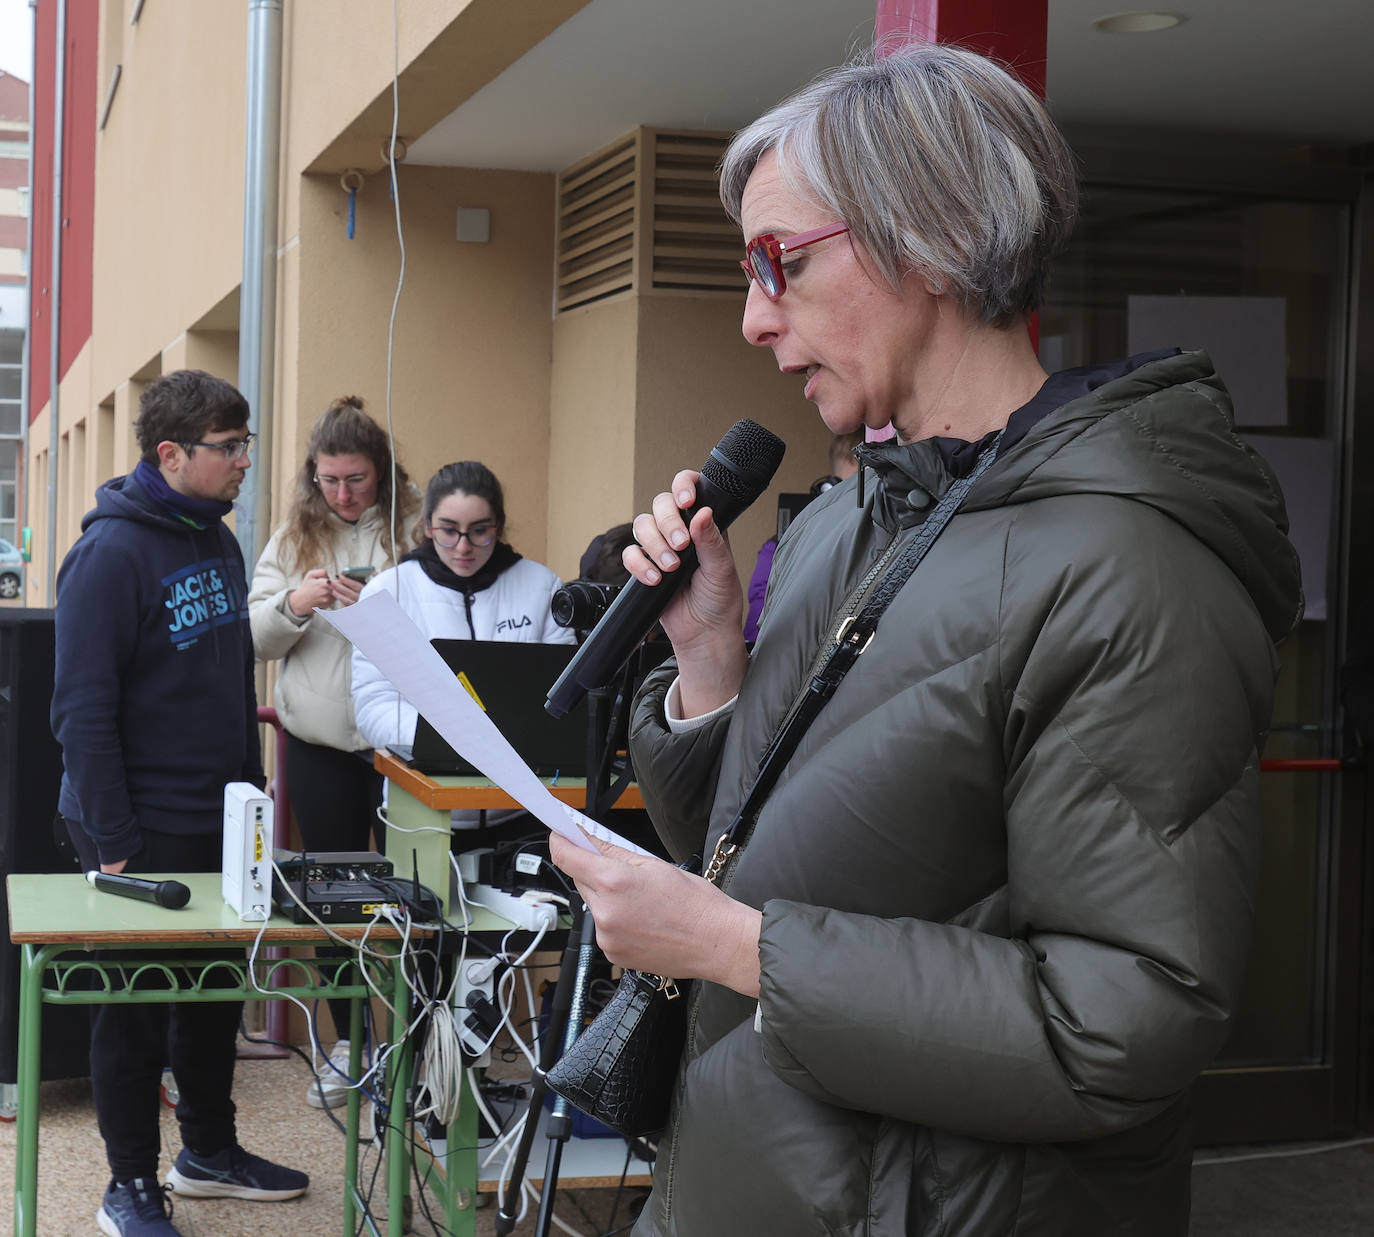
top-left (0, 608), bottom-right (90, 1085)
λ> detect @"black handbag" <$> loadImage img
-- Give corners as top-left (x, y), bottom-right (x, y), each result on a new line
top-left (544, 436), bottom-right (1003, 1140)
top-left (542, 966), bottom-right (688, 1138)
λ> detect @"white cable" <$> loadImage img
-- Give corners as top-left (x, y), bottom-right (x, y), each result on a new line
top-left (469, 922), bottom-right (549, 1065)
top-left (244, 913), bottom-right (317, 1058)
top-left (384, 0), bottom-right (408, 744)
top-left (449, 850), bottom-right (475, 929)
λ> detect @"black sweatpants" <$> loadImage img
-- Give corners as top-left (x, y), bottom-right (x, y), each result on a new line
top-left (65, 820), bottom-right (241, 1183)
top-left (283, 733), bottom-right (385, 1041)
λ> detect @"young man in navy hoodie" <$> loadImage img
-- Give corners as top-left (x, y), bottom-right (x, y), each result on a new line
top-left (51, 370), bottom-right (308, 1237)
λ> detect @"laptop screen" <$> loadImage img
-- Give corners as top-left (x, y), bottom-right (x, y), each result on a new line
top-left (406, 639), bottom-right (589, 778)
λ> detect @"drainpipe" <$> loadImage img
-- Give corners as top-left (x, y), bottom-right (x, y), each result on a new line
top-left (44, 0), bottom-right (66, 605)
top-left (235, 0), bottom-right (283, 572)
top-left (19, 0), bottom-right (35, 578)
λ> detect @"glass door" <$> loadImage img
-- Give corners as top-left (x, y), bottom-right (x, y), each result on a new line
top-left (1040, 165), bottom-right (1364, 1143)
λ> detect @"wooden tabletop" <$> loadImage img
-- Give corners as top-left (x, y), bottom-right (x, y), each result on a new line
top-left (373, 748), bottom-right (644, 811)
top-left (6, 872), bottom-right (509, 946)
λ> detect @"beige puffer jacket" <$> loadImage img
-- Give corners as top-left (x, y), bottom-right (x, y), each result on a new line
top-left (248, 505), bottom-right (404, 752)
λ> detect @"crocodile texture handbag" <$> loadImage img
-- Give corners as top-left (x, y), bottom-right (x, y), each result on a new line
top-left (543, 966), bottom-right (688, 1139)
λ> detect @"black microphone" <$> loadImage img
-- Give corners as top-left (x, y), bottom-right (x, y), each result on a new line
top-left (86, 870), bottom-right (192, 910)
top-left (545, 418), bottom-right (786, 717)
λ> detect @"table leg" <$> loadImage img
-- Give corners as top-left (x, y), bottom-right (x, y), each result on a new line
top-left (386, 946), bottom-right (412, 1237)
top-left (14, 944), bottom-right (58, 1237)
top-left (445, 1067), bottom-right (479, 1237)
top-left (342, 991), bottom-right (364, 1235)
top-left (384, 789), bottom-right (454, 916)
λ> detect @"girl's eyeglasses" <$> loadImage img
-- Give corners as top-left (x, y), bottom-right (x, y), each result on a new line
top-left (315, 473), bottom-right (371, 492)
top-left (429, 521), bottom-right (497, 549)
top-left (740, 222), bottom-right (849, 300)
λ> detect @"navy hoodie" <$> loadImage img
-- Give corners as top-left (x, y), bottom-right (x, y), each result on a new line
top-left (51, 470), bottom-right (264, 864)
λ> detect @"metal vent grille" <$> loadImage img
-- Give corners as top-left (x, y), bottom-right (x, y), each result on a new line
top-left (555, 129), bottom-right (736, 312)
top-left (649, 130), bottom-right (736, 293)
top-left (556, 134), bottom-right (637, 312)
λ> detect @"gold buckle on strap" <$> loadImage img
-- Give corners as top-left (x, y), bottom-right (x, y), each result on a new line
top-left (704, 831), bottom-right (738, 885)
top-left (649, 975), bottom-right (681, 999)
top-left (834, 615), bottom-right (875, 653)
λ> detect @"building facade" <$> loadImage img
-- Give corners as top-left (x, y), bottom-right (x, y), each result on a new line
top-left (20, 0), bottom-right (1374, 1144)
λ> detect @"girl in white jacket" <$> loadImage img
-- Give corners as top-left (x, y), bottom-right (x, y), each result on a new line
top-left (352, 460), bottom-right (573, 756)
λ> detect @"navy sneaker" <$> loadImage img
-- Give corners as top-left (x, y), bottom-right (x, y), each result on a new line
top-left (167, 1144), bottom-right (308, 1201)
top-left (97, 1177), bottom-right (182, 1236)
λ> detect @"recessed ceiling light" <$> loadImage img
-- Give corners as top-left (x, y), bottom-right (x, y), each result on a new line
top-left (1093, 12), bottom-right (1185, 34)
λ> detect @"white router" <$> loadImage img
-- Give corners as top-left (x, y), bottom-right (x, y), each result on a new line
top-left (222, 781), bottom-right (273, 921)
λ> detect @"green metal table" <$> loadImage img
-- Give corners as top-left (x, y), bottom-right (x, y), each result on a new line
top-left (6, 871), bottom-right (423, 1237)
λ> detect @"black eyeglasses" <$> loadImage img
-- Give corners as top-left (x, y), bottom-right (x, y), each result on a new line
top-left (429, 521), bottom-right (497, 549)
top-left (181, 433), bottom-right (257, 460)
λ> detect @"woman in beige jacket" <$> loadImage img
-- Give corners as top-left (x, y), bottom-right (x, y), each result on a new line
top-left (247, 395), bottom-right (418, 1108)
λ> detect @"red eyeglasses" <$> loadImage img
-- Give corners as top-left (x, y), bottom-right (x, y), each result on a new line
top-left (740, 222), bottom-right (849, 300)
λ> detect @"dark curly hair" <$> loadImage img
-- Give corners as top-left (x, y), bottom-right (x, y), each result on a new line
top-left (134, 370), bottom-right (249, 464)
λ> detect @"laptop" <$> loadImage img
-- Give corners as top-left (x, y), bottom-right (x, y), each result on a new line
top-left (390, 639), bottom-right (589, 777)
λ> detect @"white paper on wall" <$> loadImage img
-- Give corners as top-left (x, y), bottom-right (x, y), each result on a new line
top-left (1127, 294), bottom-right (1288, 428)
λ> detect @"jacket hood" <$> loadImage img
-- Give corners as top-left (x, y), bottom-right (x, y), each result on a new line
top-left (858, 349), bottom-right (1303, 645)
top-left (83, 471), bottom-right (215, 535)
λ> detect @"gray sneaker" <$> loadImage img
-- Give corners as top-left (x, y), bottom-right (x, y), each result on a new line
top-left (167, 1144), bottom-right (308, 1201)
top-left (97, 1177), bottom-right (182, 1236)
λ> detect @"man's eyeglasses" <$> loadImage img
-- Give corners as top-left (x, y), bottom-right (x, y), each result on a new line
top-left (741, 222), bottom-right (849, 301)
top-left (315, 472), bottom-right (372, 492)
top-left (429, 521), bottom-right (497, 549)
top-left (181, 433), bottom-right (257, 460)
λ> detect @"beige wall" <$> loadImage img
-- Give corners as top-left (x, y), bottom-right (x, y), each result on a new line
top-left (544, 290), bottom-right (837, 588)
top-left (547, 294), bottom-right (640, 580)
top-left (633, 293), bottom-right (837, 590)
top-left (92, 3), bottom-right (248, 404)
top-left (290, 163), bottom-right (557, 561)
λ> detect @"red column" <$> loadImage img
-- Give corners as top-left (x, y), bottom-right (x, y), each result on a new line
top-left (874, 0), bottom-right (1047, 95)
top-left (866, 0), bottom-right (1048, 442)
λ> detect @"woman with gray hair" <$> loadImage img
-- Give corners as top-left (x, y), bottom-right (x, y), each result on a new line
top-left (551, 44), bottom-right (1301, 1236)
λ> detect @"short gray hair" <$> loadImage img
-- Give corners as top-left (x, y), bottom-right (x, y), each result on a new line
top-left (719, 44), bottom-right (1078, 326)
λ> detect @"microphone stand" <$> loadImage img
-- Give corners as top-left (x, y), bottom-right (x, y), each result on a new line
top-left (493, 899), bottom-right (594, 1237)
top-left (495, 655), bottom-right (641, 1237)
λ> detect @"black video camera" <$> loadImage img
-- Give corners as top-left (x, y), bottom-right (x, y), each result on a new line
top-left (551, 580), bottom-right (623, 631)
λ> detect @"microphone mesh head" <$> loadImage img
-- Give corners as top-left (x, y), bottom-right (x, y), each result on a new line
top-left (701, 419), bottom-right (787, 503)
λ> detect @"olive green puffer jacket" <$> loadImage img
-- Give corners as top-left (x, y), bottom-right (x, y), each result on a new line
top-left (628, 349), bottom-right (1303, 1237)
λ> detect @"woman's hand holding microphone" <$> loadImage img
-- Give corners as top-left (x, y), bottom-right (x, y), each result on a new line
top-left (623, 468), bottom-right (749, 717)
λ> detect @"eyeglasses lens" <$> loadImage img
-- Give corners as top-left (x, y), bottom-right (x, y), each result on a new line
top-left (432, 525), bottom-right (494, 548)
top-left (748, 245), bottom-right (781, 297)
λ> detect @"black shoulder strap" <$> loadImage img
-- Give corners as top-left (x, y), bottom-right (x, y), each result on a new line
top-left (703, 432), bottom-right (1003, 883)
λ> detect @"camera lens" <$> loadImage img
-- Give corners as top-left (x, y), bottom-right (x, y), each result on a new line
top-left (551, 580), bottom-right (622, 629)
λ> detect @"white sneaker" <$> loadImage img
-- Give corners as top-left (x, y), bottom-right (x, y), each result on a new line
top-left (306, 1039), bottom-right (355, 1109)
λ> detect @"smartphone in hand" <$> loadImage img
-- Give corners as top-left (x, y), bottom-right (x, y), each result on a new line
top-left (339, 565), bottom-right (376, 583)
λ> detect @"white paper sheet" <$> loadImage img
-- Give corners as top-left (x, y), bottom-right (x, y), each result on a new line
top-left (324, 591), bottom-right (650, 855)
